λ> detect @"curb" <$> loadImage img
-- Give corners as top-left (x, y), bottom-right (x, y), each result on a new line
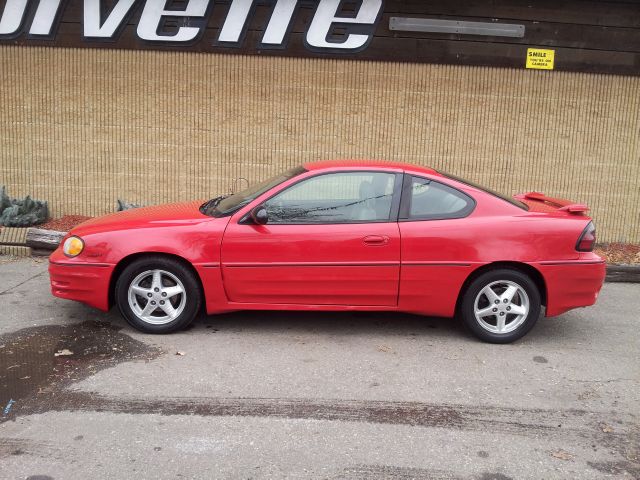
top-left (605, 265), bottom-right (640, 283)
top-left (0, 227), bottom-right (65, 257)
top-left (0, 227), bottom-right (28, 244)
top-left (0, 227), bottom-right (31, 256)
top-left (0, 245), bottom-right (32, 257)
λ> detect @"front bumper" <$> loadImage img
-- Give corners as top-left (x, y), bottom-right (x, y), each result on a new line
top-left (538, 258), bottom-right (606, 317)
top-left (49, 256), bottom-right (114, 311)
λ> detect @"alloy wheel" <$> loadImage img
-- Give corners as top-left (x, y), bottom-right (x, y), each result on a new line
top-left (127, 269), bottom-right (187, 325)
top-left (473, 280), bottom-right (530, 334)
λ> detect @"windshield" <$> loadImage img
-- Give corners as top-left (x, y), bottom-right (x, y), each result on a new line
top-left (437, 170), bottom-right (529, 210)
top-left (202, 166), bottom-right (306, 217)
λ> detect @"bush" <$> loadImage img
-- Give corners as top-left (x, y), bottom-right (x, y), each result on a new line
top-left (117, 199), bottom-right (142, 211)
top-left (0, 186), bottom-right (11, 212)
top-left (0, 186), bottom-right (49, 227)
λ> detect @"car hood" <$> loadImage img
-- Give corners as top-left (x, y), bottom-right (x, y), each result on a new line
top-left (70, 201), bottom-right (214, 236)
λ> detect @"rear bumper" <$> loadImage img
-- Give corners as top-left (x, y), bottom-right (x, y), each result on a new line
top-left (49, 258), bottom-right (114, 311)
top-left (537, 259), bottom-right (606, 317)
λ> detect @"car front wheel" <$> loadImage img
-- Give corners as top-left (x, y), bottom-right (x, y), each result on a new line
top-left (460, 269), bottom-right (541, 343)
top-left (115, 256), bottom-right (202, 334)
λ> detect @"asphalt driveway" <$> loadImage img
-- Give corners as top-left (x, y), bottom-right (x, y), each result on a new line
top-left (0, 257), bottom-right (638, 479)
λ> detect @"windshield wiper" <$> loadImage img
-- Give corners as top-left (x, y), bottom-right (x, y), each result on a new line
top-left (200, 194), bottom-right (230, 216)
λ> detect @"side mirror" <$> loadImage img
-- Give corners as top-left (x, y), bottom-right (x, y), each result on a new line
top-left (250, 205), bottom-right (268, 225)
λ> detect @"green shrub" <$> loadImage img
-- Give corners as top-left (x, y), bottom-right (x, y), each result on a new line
top-left (117, 199), bottom-right (142, 211)
top-left (0, 186), bottom-right (49, 227)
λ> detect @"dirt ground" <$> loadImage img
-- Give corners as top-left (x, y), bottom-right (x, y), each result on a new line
top-left (37, 215), bottom-right (93, 231)
top-left (594, 243), bottom-right (640, 265)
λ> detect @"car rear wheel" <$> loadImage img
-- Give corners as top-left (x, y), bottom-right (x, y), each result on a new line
top-left (115, 256), bottom-right (202, 334)
top-left (460, 269), bottom-right (541, 343)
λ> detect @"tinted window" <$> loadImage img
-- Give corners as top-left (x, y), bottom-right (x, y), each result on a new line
top-left (265, 172), bottom-right (396, 224)
top-left (404, 176), bottom-right (474, 220)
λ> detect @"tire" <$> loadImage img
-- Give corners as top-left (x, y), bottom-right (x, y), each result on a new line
top-left (460, 268), bottom-right (541, 344)
top-left (115, 255), bottom-right (202, 334)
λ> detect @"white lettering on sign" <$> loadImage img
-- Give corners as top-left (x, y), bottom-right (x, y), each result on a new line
top-left (0, 0), bottom-right (27, 35)
top-left (0, 0), bottom-right (384, 51)
top-left (0, 0), bottom-right (62, 36)
top-left (30, 0), bottom-right (62, 34)
top-left (84, 0), bottom-right (136, 38)
top-left (218, 0), bottom-right (299, 46)
top-left (307, 0), bottom-right (382, 50)
top-left (137, 0), bottom-right (209, 42)
top-left (218, 0), bottom-right (252, 43)
top-left (261, 0), bottom-right (297, 45)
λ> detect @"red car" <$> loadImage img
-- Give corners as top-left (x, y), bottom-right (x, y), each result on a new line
top-left (49, 161), bottom-right (605, 343)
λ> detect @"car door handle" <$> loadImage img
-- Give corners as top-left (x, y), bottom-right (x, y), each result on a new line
top-left (363, 235), bottom-right (389, 246)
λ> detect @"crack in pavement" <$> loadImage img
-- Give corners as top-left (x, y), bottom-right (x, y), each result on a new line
top-left (0, 270), bottom-right (47, 296)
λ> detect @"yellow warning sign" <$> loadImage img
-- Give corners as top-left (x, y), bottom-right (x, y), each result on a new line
top-left (526, 48), bottom-right (555, 70)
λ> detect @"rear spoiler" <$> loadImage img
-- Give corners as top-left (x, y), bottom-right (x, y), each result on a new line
top-left (514, 191), bottom-right (589, 214)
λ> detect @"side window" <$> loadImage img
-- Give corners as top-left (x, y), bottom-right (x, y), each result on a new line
top-left (404, 176), bottom-right (475, 220)
top-left (265, 172), bottom-right (396, 224)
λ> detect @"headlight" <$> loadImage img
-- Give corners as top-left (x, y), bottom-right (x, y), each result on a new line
top-left (63, 236), bottom-right (84, 257)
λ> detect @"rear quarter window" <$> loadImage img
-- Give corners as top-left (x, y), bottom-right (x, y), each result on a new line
top-left (401, 176), bottom-right (475, 221)
top-left (437, 170), bottom-right (528, 210)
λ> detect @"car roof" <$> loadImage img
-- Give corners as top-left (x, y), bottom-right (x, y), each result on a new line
top-left (303, 159), bottom-right (438, 175)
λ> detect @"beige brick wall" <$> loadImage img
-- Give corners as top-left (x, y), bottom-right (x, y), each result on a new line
top-left (1, 46), bottom-right (638, 242)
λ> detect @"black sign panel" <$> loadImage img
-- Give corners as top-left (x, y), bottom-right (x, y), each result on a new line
top-left (1, 0), bottom-right (639, 75)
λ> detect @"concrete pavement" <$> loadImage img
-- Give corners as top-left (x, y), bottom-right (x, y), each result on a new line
top-left (0, 257), bottom-right (638, 479)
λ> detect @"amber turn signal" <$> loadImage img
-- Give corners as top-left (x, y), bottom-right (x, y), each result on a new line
top-left (63, 236), bottom-right (84, 257)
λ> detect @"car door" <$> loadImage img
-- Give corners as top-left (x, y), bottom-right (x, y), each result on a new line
top-left (397, 174), bottom-right (477, 317)
top-left (220, 170), bottom-right (402, 306)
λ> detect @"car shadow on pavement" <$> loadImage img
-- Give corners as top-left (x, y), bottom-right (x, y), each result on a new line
top-left (58, 301), bottom-right (587, 346)
top-left (195, 310), bottom-right (474, 342)
top-left (55, 302), bottom-right (472, 341)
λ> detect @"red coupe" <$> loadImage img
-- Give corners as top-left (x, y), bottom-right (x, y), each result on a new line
top-left (49, 161), bottom-right (605, 343)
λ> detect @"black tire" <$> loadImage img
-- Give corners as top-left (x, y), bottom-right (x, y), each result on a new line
top-left (460, 268), bottom-right (541, 344)
top-left (115, 255), bottom-right (202, 334)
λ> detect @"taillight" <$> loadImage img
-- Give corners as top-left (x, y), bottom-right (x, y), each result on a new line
top-left (576, 222), bottom-right (596, 252)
